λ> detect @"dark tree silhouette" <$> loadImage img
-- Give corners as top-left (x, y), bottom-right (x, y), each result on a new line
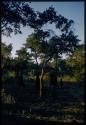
top-left (35, 71), bottom-right (40, 96)
top-left (1, 1), bottom-right (36, 36)
top-left (49, 70), bottom-right (57, 87)
top-left (16, 72), bottom-right (25, 88)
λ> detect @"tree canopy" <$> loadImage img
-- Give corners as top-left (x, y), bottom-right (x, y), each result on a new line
top-left (1, 1), bottom-right (36, 36)
top-left (1, 2), bottom-right (83, 98)
top-left (1, 2), bottom-right (76, 37)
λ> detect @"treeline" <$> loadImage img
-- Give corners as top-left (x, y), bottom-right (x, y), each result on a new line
top-left (1, 41), bottom-right (85, 85)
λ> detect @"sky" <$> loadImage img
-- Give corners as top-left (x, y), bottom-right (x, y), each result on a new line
top-left (2, 2), bottom-right (84, 57)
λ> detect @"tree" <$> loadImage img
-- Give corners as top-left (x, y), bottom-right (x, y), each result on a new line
top-left (1, 42), bottom-right (12, 70)
top-left (25, 29), bottom-right (80, 98)
top-left (1, 42), bottom-right (13, 83)
top-left (1, 3), bottom-right (80, 97)
top-left (36, 7), bottom-right (80, 97)
top-left (16, 47), bottom-right (30, 60)
top-left (66, 44), bottom-right (85, 82)
top-left (1, 1), bottom-right (36, 36)
top-left (15, 47), bottom-right (33, 87)
top-left (1, 42), bottom-right (12, 58)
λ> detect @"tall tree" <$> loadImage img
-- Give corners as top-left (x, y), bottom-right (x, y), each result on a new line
top-left (1, 3), bottom-right (80, 97)
top-left (25, 28), bottom-right (80, 98)
top-left (32, 7), bottom-right (80, 98)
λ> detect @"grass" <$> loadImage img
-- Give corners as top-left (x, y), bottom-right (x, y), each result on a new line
top-left (1, 81), bottom-right (85, 123)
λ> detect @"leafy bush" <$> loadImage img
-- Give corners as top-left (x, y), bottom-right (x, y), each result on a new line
top-left (1, 89), bottom-right (15, 104)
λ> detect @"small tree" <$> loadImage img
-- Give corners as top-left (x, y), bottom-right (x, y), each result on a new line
top-left (66, 44), bottom-right (85, 82)
top-left (1, 42), bottom-right (13, 83)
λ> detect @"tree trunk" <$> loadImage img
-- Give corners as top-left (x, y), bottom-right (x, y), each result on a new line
top-left (36, 57), bottom-right (52, 98)
top-left (35, 68), bottom-right (44, 98)
top-left (39, 67), bottom-right (44, 98)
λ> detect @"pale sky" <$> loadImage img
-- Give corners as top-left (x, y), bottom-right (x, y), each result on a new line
top-left (2, 2), bottom-right (84, 57)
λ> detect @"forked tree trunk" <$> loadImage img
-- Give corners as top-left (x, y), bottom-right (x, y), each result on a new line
top-left (36, 57), bottom-right (52, 98)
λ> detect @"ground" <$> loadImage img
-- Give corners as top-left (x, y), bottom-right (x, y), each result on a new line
top-left (1, 81), bottom-right (85, 124)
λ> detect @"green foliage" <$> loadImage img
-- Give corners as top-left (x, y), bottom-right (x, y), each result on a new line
top-left (63, 76), bottom-right (76, 82)
top-left (1, 42), bottom-right (12, 58)
top-left (1, 89), bottom-right (15, 104)
top-left (25, 33), bottom-right (42, 54)
top-left (16, 47), bottom-right (29, 60)
top-left (1, 42), bottom-right (13, 83)
top-left (65, 44), bottom-right (85, 82)
top-left (43, 72), bottom-right (50, 80)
